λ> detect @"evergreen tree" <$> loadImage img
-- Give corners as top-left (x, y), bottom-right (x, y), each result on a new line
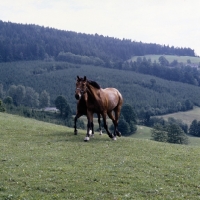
top-left (166, 124), bottom-right (189, 144)
top-left (189, 120), bottom-right (200, 137)
top-left (118, 115), bottom-right (130, 136)
top-left (151, 124), bottom-right (168, 142)
top-left (121, 103), bottom-right (137, 124)
top-left (151, 123), bottom-right (189, 144)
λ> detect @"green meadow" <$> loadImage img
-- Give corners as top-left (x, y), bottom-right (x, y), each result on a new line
top-left (158, 106), bottom-right (200, 126)
top-left (1, 112), bottom-right (200, 199)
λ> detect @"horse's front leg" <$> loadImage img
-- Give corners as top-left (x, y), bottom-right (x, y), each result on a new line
top-left (74, 115), bottom-right (78, 135)
top-left (84, 111), bottom-right (93, 142)
top-left (74, 113), bottom-right (82, 135)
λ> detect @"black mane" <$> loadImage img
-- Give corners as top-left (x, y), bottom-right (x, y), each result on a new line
top-left (88, 80), bottom-right (101, 89)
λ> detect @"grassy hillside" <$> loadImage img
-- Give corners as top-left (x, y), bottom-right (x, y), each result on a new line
top-left (130, 54), bottom-right (200, 64)
top-left (1, 113), bottom-right (200, 199)
top-left (158, 106), bottom-right (200, 126)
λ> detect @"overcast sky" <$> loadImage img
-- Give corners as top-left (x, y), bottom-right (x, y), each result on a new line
top-left (0, 0), bottom-right (200, 56)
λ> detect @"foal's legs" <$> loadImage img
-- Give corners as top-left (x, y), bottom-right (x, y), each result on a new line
top-left (84, 111), bottom-right (94, 141)
top-left (74, 113), bottom-right (82, 135)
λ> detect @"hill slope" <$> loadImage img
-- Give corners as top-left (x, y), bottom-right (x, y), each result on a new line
top-left (1, 113), bottom-right (200, 199)
top-left (1, 60), bottom-right (200, 115)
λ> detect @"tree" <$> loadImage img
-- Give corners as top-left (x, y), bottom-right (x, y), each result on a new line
top-left (0, 84), bottom-right (4, 99)
top-left (121, 104), bottom-right (137, 124)
top-left (3, 96), bottom-right (13, 105)
top-left (166, 124), bottom-right (188, 144)
top-left (117, 115), bottom-right (130, 136)
top-left (23, 87), bottom-right (39, 108)
top-left (0, 100), bottom-right (5, 112)
top-left (8, 85), bottom-right (25, 106)
top-left (55, 95), bottom-right (71, 117)
top-left (158, 56), bottom-right (169, 66)
top-left (151, 124), bottom-right (168, 142)
top-left (40, 90), bottom-right (50, 108)
top-left (151, 123), bottom-right (189, 145)
top-left (189, 120), bottom-right (200, 137)
top-left (120, 104), bottom-right (137, 135)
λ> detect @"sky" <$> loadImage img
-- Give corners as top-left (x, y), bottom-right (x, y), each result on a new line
top-left (0, 0), bottom-right (200, 56)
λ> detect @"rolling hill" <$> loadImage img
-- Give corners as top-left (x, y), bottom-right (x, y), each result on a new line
top-left (1, 112), bottom-right (200, 199)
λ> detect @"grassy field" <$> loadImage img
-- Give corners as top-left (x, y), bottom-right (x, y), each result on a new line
top-left (1, 112), bottom-right (200, 199)
top-left (129, 54), bottom-right (200, 64)
top-left (157, 106), bottom-right (200, 126)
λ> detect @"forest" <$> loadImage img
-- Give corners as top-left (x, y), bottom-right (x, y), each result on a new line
top-left (0, 60), bottom-right (199, 117)
top-left (0, 20), bottom-right (195, 63)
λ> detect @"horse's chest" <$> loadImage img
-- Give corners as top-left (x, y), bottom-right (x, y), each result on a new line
top-left (87, 99), bottom-right (102, 112)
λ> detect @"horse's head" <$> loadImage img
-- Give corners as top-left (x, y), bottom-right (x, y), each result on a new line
top-left (75, 76), bottom-right (87, 100)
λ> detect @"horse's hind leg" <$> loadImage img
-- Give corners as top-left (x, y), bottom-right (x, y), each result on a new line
top-left (102, 112), bottom-right (115, 140)
top-left (97, 113), bottom-right (102, 135)
top-left (107, 111), bottom-right (118, 139)
top-left (114, 106), bottom-right (122, 137)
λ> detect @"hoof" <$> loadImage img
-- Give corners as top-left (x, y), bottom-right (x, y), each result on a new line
top-left (89, 130), bottom-right (92, 136)
top-left (84, 136), bottom-right (90, 142)
top-left (117, 132), bottom-right (122, 137)
top-left (112, 137), bottom-right (117, 141)
top-left (99, 131), bottom-right (103, 135)
top-left (74, 130), bottom-right (78, 135)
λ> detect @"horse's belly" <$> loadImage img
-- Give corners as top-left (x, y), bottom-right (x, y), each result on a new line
top-left (103, 89), bottom-right (119, 109)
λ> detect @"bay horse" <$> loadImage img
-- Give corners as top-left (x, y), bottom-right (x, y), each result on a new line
top-left (75, 76), bottom-right (123, 141)
top-left (74, 94), bottom-right (102, 136)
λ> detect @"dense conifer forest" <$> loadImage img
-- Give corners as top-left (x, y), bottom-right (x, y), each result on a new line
top-left (0, 20), bottom-right (195, 63)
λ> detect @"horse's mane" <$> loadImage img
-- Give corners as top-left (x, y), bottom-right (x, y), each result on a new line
top-left (87, 80), bottom-right (101, 89)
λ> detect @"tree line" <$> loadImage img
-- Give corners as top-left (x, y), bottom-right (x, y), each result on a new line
top-left (0, 20), bottom-right (195, 63)
top-left (116, 56), bottom-right (200, 87)
top-left (0, 84), bottom-right (50, 108)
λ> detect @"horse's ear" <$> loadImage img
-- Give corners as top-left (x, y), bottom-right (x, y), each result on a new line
top-left (77, 76), bottom-right (80, 81)
top-left (84, 76), bottom-right (86, 81)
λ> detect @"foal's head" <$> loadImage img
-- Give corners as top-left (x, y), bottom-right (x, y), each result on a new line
top-left (75, 76), bottom-right (87, 100)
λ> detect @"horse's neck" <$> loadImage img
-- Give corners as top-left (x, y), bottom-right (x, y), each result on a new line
top-left (86, 85), bottom-right (100, 101)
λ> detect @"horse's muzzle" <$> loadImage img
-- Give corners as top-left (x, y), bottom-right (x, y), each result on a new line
top-left (75, 94), bottom-right (81, 100)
